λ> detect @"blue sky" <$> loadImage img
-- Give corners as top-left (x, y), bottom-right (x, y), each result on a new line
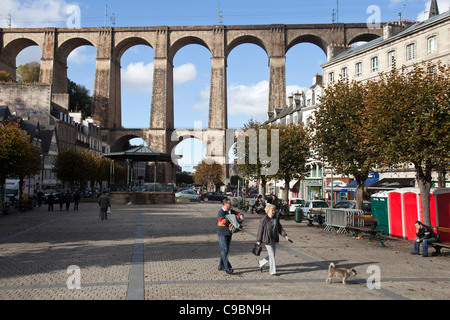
top-left (2, 0), bottom-right (447, 171)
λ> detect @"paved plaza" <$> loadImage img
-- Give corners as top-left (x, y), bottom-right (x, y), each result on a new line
top-left (0, 201), bottom-right (449, 302)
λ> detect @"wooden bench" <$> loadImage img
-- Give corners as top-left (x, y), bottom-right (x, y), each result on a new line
top-left (430, 227), bottom-right (450, 256)
top-left (346, 216), bottom-right (388, 247)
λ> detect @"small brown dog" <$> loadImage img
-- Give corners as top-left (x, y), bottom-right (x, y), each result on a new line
top-left (326, 263), bottom-right (357, 285)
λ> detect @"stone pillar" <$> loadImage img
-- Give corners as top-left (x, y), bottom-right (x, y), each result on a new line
top-left (150, 27), bottom-right (173, 131)
top-left (39, 29), bottom-right (56, 87)
top-left (209, 26), bottom-right (227, 130)
top-left (268, 26), bottom-right (286, 112)
top-left (148, 28), bottom-right (174, 184)
top-left (40, 29), bottom-right (69, 95)
top-left (93, 29), bottom-right (120, 129)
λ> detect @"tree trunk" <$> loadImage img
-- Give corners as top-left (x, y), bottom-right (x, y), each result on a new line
top-left (355, 178), bottom-right (365, 210)
top-left (284, 176), bottom-right (290, 205)
top-left (354, 171), bottom-right (368, 211)
top-left (0, 177), bottom-right (5, 205)
top-left (259, 178), bottom-right (267, 199)
top-left (436, 165), bottom-right (447, 188)
top-left (415, 161), bottom-right (433, 227)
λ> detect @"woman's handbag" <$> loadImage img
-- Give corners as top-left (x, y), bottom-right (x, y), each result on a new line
top-left (252, 243), bottom-right (262, 256)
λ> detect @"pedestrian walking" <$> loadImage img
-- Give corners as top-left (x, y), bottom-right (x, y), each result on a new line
top-left (37, 190), bottom-right (44, 207)
top-left (256, 204), bottom-right (291, 276)
top-left (59, 192), bottom-right (65, 211)
top-left (65, 190), bottom-right (72, 211)
top-left (73, 190), bottom-right (81, 210)
top-left (411, 221), bottom-right (437, 257)
top-left (98, 191), bottom-right (110, 220)
top-left (47, 192), bottom-right (54, 211)
top-left (217, 198), bottom-right (244, 274)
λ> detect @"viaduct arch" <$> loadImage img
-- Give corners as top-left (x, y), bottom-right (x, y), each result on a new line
top-left (0, 23), bottom-right (383, 178)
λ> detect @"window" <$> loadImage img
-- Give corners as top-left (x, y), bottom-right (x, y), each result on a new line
top-left (371, 57), bottom-right (378, 72)
top-left (341, 67), bottom-right (348, 81)
top-left (328, 72), bottom-right (334, 85)
top-left (428, 36), bottom-right (437, 54)
top-left (406, 43), bottom-right (415, 60)
top-left (388, 50), bottom-right (396, 67)
top-left (355, 62), bottom-right (362, 77)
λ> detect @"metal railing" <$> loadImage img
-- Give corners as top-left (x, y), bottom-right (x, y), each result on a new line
top-left (324, 209), bottom-right (364, 233)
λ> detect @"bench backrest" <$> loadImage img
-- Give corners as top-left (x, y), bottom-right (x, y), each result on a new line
top-left (432, 226), bottom-right (450, 233)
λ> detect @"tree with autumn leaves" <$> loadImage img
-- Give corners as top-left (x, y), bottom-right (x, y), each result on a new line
top-left (0, 121), bottom-right (41, 204)
top-left (362, 62), bottom-right (449, 227)
top-left (193, 159), bottom-right (224, 191)
top-left (315, 62), bottom-right (449, 227)
top-left (313, 79), bottom-right (378, 210)
top-left (53, 148), bottom-right (124, 191)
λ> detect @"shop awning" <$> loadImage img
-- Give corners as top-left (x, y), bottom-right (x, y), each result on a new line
top-left (340, 174), bottom-right (379, 192)
top-left (367, 178), bottom-right (415, 190)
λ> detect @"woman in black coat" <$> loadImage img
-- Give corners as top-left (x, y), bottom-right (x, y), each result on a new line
top-left (256, 204), bottom-right (291, 275)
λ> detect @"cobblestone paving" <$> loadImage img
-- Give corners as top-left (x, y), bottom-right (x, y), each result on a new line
top-left (0, 201), bottom-right (449, 301)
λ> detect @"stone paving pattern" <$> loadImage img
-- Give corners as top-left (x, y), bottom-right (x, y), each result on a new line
top-left (0, 201), bottom-right (449, 300)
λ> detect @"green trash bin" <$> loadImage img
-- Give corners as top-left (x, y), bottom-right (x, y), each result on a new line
top-left (295, 207), bottom-right (303, 223)
top-left (238, 199), bottom-right (243, 209)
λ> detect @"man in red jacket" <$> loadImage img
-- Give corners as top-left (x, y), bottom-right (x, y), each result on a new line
top-left (217, 198), bottom-right (244, 274)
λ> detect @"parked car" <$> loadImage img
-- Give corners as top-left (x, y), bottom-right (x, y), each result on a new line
top-left (300, 200), bottom-right (329, 222)
top-left (333, 200), bottom-right (372, 216)
top-left (199, 192), bottom-right (226, 202)
top-left (175, 190), bottom-right (199, 200)
top-left (289, 199), bottom-right (305, 213)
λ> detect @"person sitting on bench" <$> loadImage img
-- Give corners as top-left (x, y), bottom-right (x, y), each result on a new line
top-left (411, 221), bottom-right (437, 257)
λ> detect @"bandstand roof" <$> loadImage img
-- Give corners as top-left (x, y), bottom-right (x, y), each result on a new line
top-left (102, 145), bottom-right (177, 162)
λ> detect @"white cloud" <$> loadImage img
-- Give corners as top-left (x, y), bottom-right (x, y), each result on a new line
top-left (192, 85), bottom-right (210, 112)
top-left (0, 0), bottom-right (73, 28)
top-left (227, 82), bottom-right (306, 117)
top-left (227, 81), bottom-right (269, 117)
top-left (174, 63), bottom-right (197, 85)
top-left (121, 61), bottom-right (154, 92)
top-left (122, 61), bottom-right (197, 92)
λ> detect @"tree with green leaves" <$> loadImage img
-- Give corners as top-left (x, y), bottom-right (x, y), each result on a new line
top-left (269, 123), bottom-right (312, 204)
top-left (363, 62), bottom-right (450, 227)
top-left (16, 62), bottom-right (40, 82)
top-left (312, 79), bottom-right (378, 209)
top-left (234, 118), bottom-right (269, 197)
top-left (68, 79), bottom-right (93, 118)
top-left (53, 148), bottom-right (85, 191)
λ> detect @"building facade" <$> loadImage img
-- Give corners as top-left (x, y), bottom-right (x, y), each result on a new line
top-left (264, 5), bottom-right (450, 204)
top-left (321, 6), bottom-right (450, 193)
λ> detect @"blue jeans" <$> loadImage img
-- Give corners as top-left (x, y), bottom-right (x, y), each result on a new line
top-left (218, 234), bottom-right (232, 271)
top-left (414, 237), bottom-right (437, 255)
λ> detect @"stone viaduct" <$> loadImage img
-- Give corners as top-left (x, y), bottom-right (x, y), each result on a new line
top-left (0, 23), bottom-right (383, 175)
